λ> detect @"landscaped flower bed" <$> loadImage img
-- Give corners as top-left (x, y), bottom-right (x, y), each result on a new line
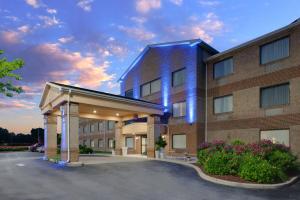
top-left (197, 140), bottom-right (299, 184)
top-left (0, 146), bottom-right (28, 152)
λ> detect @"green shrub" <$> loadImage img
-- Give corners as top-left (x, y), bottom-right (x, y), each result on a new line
top-left (239, 154), bottom-right (286, 183)
top-left (197, 149), bottom-right (210, 166)
top-left (79, 145), bottom-right (93, 154)
top-left (231, 140), bottom-right (245, 146)
top-left (204, 151), bottom-right (240, 175)
top-left (267, 150), bottom-right (297, 172)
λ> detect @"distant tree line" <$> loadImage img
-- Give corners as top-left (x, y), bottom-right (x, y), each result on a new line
top-left (0, 127), bottom-right (44, 145)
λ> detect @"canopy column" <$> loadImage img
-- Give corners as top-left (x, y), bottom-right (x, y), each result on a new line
top-left (147, 115), bottom-right (161, 158)
top-left (115, 119), bottom-right (124, 155)
top-left (60, 103), bottom-right (79, 162)
top-left (44, 114), bottom-right (57, 160)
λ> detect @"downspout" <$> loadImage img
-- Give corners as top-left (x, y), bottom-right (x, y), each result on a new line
top-left (205, 63), bottom-right (208, 142)
top-left (67, 89), bottom-right (71, 162)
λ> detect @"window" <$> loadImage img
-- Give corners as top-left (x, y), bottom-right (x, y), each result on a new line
top-left (214, 57), bottom-right (233, 79)
top-left (98, 121), bottom-right (104, 132)
top-left (90, 140), bottom-right (95, 148)
top-left (83, 124), bottom-right (89, 133)
top-left (172, 68), bottom-right (185, 87)
top-left (172, 101), bottom-right (186, 117)
top-left (172, 134), bottom-right (186, 149)
top-left (214, 95), bottom-right (233, 114)
top-left (140, 79), bottom-right (161, 97)
top-left (83, 140), bottom-right (86, 146)
top-left (260, 37), bottom-right (289, 64)
top-left (125, 137), bottom-right (134, 148)
top-left (90, 124), bottom-right (95, 132)
top-left (260, 130), bottom-right (289, 146)
top-left (98, 139), bottom-right (104, 148)
top-left (125, 89), bottom-right (133, 98)
top-left (141, 83), bottom-right (150, 96)
top-left (260, 83), bottom-right (289, 108)
top-left (107, 121), bottom-right (115, 130)
top-left (108, 139), bottom-right (114, 149)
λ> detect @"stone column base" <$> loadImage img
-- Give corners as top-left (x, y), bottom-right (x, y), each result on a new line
top-left (115, 148), bottom-right (122, 155)
top-left (45, 148), bottom-right (57, 160)
top-left (61, 149), bottom-right (79, 162)
top-left (147, 148), bottom-right (155, 158)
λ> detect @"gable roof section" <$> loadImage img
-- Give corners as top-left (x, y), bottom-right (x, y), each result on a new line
top-left (118, 39), bottom-right (218, 82)
top-left (39, 82), bottom-right (162, 109)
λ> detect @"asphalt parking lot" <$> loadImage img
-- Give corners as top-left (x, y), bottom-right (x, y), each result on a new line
top-left (0, 152), bottom-right (299, 200)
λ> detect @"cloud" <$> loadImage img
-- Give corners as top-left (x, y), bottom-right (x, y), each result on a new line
top-left (18, 25), bottom-right (30, 33)
top-left (199, 0), bottom-right (220, 6)
top-left (118, 25), bottom-right (155, 41)
top-left (38, 15), bottom-right (61, 27)
top-left (130, 16), bottom-right (147, 25)
top-left (0, 99), bottom-right (35, 110)
top-left (164, 12), bottom-right (224, 43)
top-left (136, 0), bottom-right (161, 14)
top-left (0, 31), bottom-right (21, 44)
top-left (46, 8), bottom-right (57, 14)
top-left (25, 0), bottom-right (43, 8)
top-left (5, 16), bottom-right (19, 21)
top-left (170, 0), bottom-right (183, 6)
top-left (77, 0), bottom-right (94, 12)
top-left (58, 36), bottom-right (74, 44)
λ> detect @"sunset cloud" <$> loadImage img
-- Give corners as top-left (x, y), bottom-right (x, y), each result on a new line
top-left (0, 31), bottom-right (21, 44)
top-left (170, 0), bottom-right (183, 6)
top-left (24, 0), bottom-right (43, 8)
top-left (118, 25), bottom-right (156, 41)
top-left (136, 0), bottom-right (161, 13)
top-left (38, 15), bottom-right (61, 27)
top-left (0, 99), bottom-right (35, 109)
top-left (58, 36), bottom-right (74, 44)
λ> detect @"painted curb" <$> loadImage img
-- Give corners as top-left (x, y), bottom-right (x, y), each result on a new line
top-left (153, 158), bottom-right (299, 189)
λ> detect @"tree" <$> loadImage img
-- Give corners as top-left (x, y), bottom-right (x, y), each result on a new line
top-left (0, 50), bottom-right (24, 97)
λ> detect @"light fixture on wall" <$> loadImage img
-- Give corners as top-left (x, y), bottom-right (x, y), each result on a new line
top-left (116, 113), bottom-right (120, 116)
top-left (93, 110), bottom-right (97, 114)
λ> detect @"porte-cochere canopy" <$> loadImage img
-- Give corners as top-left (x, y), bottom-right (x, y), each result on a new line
top-left (39, 82), bottom-right (164, 163)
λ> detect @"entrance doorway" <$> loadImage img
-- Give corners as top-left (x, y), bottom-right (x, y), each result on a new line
top-left (141, 136), bottom-right (147, 155)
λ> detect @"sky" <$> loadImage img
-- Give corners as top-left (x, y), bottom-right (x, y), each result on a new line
top-left (0, 0), bottom-right (299, 133)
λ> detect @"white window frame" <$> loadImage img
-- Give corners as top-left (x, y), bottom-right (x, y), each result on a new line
top-left (260, 129), bottom-right (290, 146)
top-left (172, 134), bottom-right (186, 149)
top-left (172, 101), bottom-right (186, 117)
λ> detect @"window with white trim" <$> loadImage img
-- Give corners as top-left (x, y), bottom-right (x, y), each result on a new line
top-left (107, 121), bottom-right (115, 130)
top-left (214, 57), bottom-right (233, 79)
top-left (172, 101), bottom-right (186, 117)
top-left (90, 140), bottom-right (95, 148)
top-left (172, 134), bottom-right (186, 149)
top-left (98, 139), bottom-right (104, 148)
top-left (260, 130), bottom-right (289, 146)
top-left (260, 37), bottom-right (289, 64)
top-left (108, 139), bottom-right (114, 149)
top-left (214, 95), bottom-right (233, 114)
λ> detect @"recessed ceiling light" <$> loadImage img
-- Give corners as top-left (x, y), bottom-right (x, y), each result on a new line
top-left (93, 110), bottom-right (97, 114)
top-left (116, 113), bottom-right (119, 116)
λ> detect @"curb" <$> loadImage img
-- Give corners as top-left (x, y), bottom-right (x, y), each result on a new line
top-left (152, 158), bottom-right (299, 189)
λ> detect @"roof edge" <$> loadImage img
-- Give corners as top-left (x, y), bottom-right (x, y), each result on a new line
top-left (206, 18), bottom-right (300, 62)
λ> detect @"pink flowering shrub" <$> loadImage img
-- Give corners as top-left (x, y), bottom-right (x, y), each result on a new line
top-left (197, 139), bottom-right (298, 183)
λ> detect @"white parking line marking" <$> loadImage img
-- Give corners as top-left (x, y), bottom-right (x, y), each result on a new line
top-left (16, 163), bottom-right (25, 167)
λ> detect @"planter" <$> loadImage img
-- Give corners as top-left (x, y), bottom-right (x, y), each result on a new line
top-left (159, 148), bottom-right (165, 159)
top-left (155, 150), bottom-right (160, 159)
top-left (111, 150), bottom-right (115, 156)
top-left (122, 147), bottom-right (128, 156)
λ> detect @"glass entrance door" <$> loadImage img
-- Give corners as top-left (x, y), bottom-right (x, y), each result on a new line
top-left (141, 136), bottom-right (147, 155)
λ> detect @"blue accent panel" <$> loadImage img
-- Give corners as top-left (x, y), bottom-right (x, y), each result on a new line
top-left (186, 46), bottom-right (198, 123)
top-left (160, 48), bottom-right (171, 112)
top-left (120, 80), bottom-right (125, 96)
top-left (133, 74), bottom-right (140, 99)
